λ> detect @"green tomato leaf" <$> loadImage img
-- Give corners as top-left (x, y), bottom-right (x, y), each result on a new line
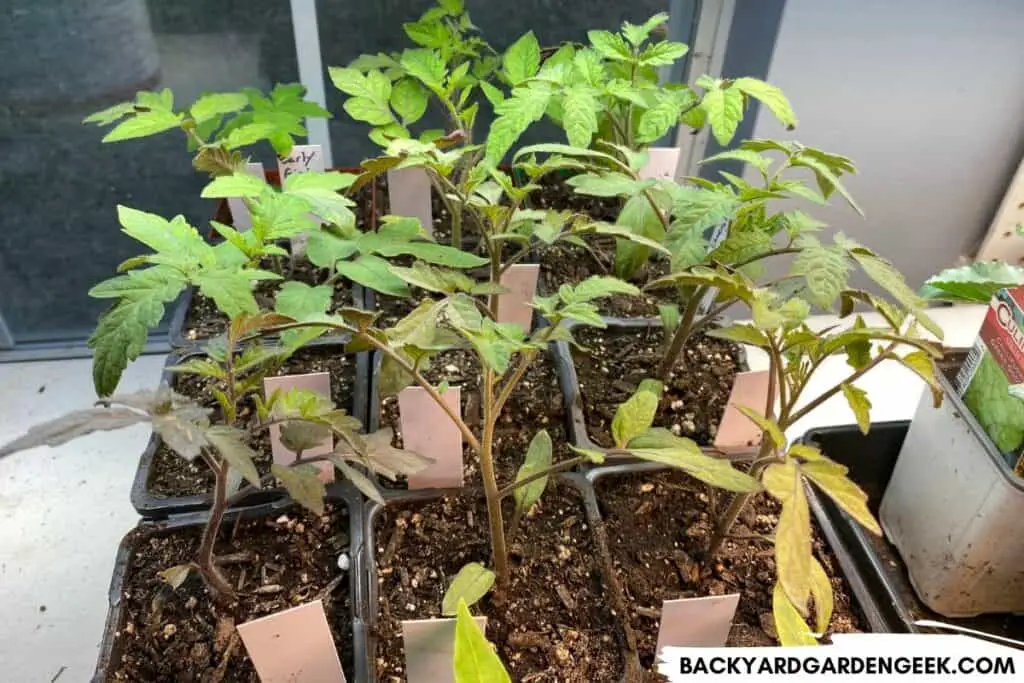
top-left (504, 31), bottom-right (541, 85)
top-left (271, 463), bottom-right (326, 516)
top-left (773, 582), bottom-right (818, 646)
top-left (442, 562), bottom-right (496, 616)
top-left (611, 380), bottom-right (663, 448)
top-left (513, 429), bottom-right (553, 514)
top-left (701, 87), bottom-right (744, 146)
top-left (190, 92), bottom-right (249, 124)
top-left (732, 77), bottom-right (797, 129)
top-left (454, 599), bottom-right (511, 683)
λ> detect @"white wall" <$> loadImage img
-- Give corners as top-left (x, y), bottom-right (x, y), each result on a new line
top-left (745, 0), bottom-right (1024, 287)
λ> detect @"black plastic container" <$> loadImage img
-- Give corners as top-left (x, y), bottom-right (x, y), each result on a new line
top-left (549, 317), bottom-right (750, 460)
top-left (802, 422), bottom-right (1024, 641)
top-left (92, 489), bottom-right (368, 683)
top-left (130, 339), bottom-right (371, 518)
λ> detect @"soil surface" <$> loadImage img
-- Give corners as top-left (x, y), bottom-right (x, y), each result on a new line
top-left (107, 502), bottom-right (353, 682)
top-left (378, 347), bottom-right (568, 489)
top-left (573, 326), bottom-right (741, 448)
top-left (372, 481), bottom-right (626, 682)
top-left (595, 469), bottom-right (864, 676)
top-left (538, 239), bottom-right (667, 318)
top-left (149, 347), bottom-right (357, 498)
top-left (530, 175), bottom-right (623, 222)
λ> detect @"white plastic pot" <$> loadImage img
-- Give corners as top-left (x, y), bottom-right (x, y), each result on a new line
top-left (879, 373), bottom-right (1024, 617)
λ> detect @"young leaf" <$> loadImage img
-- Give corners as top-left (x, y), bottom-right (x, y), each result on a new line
top-left (486, 83), bottom-right (551, 163)
top-left (658, 304), bottom-right (680, 335)
top-left (401, 48), bottom-right (447, 89)
top-left (763, 461), bottom-right (811, 612)
top-left (569, 275), bottom-right (641, 302)
top-left (790, 241), bottom-right (850, 309)
top-left (638, 41), bottom-right (688, 67)
top-left (206, 425), bottom-right (261, 488)
top-left (569, 444), bottom-right (606, 464)
top-left (190, 92), bottom-right (249, 124)
top-left (390, 77), bottom-right (429, 123)
top-left (734, 405), bottom-right (785, 449)
top-left (840, 383), bottom-right (871, 435)
top-left (850, 251), bottom-right (942, 339)
top-left (566, 172), bottom-right (649, 198)
top-left (271, 463), bottom-right (327, 516)
top-left (707, 324), bottom-right (770, 348)
top-left (561, 85), bottom-right (601, 148)
top-left (202, 173), bottom-right (267, 199)
top-left (801, 459), bottom-right (881, 535)
top-left (701, 86), bottom-right (744, 146)
top-left (374, 242), bottom-right (489, 269)
top-left (454, 599), bottom-right (511, 683)
top-left (513, 429), bottom-right (553, 514)
top-left (102, 110), bottom-right (184, 142)
top-left (587, 30), bottom-right (632, 62)
top-left (773, 582), bottom-right (818, 646)
top-left (611, 379), bottom-right (663, 448)
top-left (732, 77), bottom-right (797, 129)
top-left (504, 31), bottom-right (541, 85)
top-left (442, 562), bottom-right (496, 616)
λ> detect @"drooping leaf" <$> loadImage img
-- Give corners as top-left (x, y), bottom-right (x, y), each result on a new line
top-left (773, 582), bottom-right (818, 646)
top-left (272, 463), bottom-right (326, 515)
top-left (898, 350), bottom-right (943, 408)
top-left (611, 380), bottom-right (663, 448)
top-left (337, 255), bottom-right (411, 297)
top-left (763, 461), bottom-right (811, 612)
top-left (206, 425), bottom-right (261, 488)
top-left (569, 444), bottom-right (606, 464)
top-left (442, 562), bottom-right (496, 616)
top-left (158, 564), bottom-right (192, 590)
top-left (801, 459), bottom-right (881, 535)
top-left (513, 430), bottom-right (552, 514)
top-left (732, 77), bottom-right (797, 129)
top-left (331, 457), bottom-right (384, 504)
top-left (454, 599), bottom-right (511, 683)
top-left (707, 324), bottom-right (770, 347)
top-left (0, 405), bottom-right (150, 458)
top-left (809, 557), bottom-right (834, 634)
top-left (734, 405), bottom-right (785, 449)
top-left (840, 384), bottom-right (871, 435)
top-left (627, 432), bottom-right (761, 493)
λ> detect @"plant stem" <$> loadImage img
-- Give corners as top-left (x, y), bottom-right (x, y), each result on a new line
top-left (196, 460), bottom-right (235, 599)
top-left (785, 341), bottom-right (898, 426)
top-left (487, 241), bottom-right (502, 318)
top-left (480, 370), bottom-right (510, 595)
top-left (657, 286), bottom-right (708, 380)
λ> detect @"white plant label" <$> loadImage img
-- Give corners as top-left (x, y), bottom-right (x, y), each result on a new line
top-left (226, 162), bottom-right (265, 231)
top-left (639, 147), bottom-right (682, 180)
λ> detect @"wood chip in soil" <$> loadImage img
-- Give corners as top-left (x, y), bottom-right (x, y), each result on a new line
top-left (372, 481), bottom-right (625, 682)
top-left (595, 469), bottom-right (864, 678)
top-left (378, 348), bottom-right (568, 490)
top-left (573, 326), bottom-right (741, 448)
top-left (148, 347), bottom-right (357, 498)
top-left (107, 503), bottom-right (352, 682)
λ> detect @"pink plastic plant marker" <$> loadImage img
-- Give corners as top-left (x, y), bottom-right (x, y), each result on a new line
top-left (402, 616), bottom-right (487, 683)
top-left (263, 372), bottom-right (335, 482)
top-left (714, 370), bottom-right (772, 457)
top-left (497, 263), bottom-right (539, 333)
top-left (399, 386), bottom-right (462, 489)
top-left (639, 147), bottom-right (682, 180)
top-left (656, 593), bottom-right (741, 654)
top-left (387, 167), bottom-right (434, 235)
top-left (237, 599), bottom-right (347, 682)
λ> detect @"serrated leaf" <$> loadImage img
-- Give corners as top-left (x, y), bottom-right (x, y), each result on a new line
top-left (202, 173), bottom-right (267, 199)
top-left (272, 463), bottom-right (326, 515)
top-left (454, 599), bottom-right (511, 683)
top-left (701, 87), bottom-right (744, 146)
top-left (639, 41), bottom-right (688, 67)
top-left (802, 459), bottom-right (880, 535)
top-left (793, 155), bottom-right (861, 215)
top-left (504, 31), bottom-right (540, 84)
top-left (401, 48), bottom-right (446, 89)
top-left (605, 79), bottom-right (647, 107)
top-left (637, 90), bottom-right (694, 143)
top-left (707, 324), bottom-right (770, 347)
top-left (763, 461), bottom-right (811, 611)
top-left (338, 255), bottom-right (410, 297)
top-left (898, 351), bottom-right (943, 408)
top-left (206, 425), bottom-right (261, 488)
top-left (611, 380), bottom-right (662, 448)
top-left (809, 557), bottom-right (833, 634)
top-left (332, 457), bottom-right (384, 504)
top-left (0, 405), bottom-right (150, 458)
top-left (195, 269), bottom-right (261, 317)
top-left (732, 77), bottom-right (797, 129)
top-left (734, 405), bottom-right (785, 449)
top-left (374, 242), bottom-right (488, 268)
top-left (513, 429), bottom-right (552, 514)
top-left (191, 92), bottom-right (248, 124)
top-left (627, 433), bottom-right (760, 492)
top-left (700, 149), bottom-right (773, 173)
top-left (159, 564), bottom-right (192, 590)
top-left (840, 384), bottom-right (871, 434)
top-left (587, 30), bottom-right (632, 62)
top-left (442, 562), bottom-right (496, 616)
top-left (790, 242), bottom-right (850, 309)
top-left (486, 84), bottom-right (551, 163)
top-left (389, 262), bottom-right (473, 294)
top-left (569, 275), bottom-right (641, 302)
top-left (403, 19), bottom-right (449, 49)
top-left (670, 186), bottom-right (739, 233)
top-left (561, 86), bottom-right (600, 148)
top-left (773, 582), bottom-right (818, 646)
top-left (84, 101), bottom-right (136, 125)
top-left (850, 251), bottom-right (933, 329)
top-left (344, 96), bottom-right (394, 126)
top-left (566, 172), bottom-right (649, 198)
top-left (102, 110), bottom-right (183, 142)
top-left (479, 81), bottom-right (505, 107)
top-left (921, 262), bottom-right (1024, 303)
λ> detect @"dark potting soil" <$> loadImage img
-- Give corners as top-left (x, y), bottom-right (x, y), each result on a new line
top-left (372, 481), bottom-right (626, 682)
top-left (107, 503), bottom-right (352, 682)
top-left (595, 470), bottom-right (864, 675)
top-left (378, 174), bottom-right (454, 242)
top-left (149, 348), bottom-right (356, 498)
top-left (530, 175), bottom-right (623, 222)
top-left (378, 348), bottom-right (568, 489)
top-left (538, 240), bottom-right (668, 318)
top-left (573, 326), bottom-right (741, 448)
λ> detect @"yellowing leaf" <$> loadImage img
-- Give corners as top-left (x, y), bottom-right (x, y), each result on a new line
top-left (158, 564), bottom-right (192, 590)
top-left (900, 350), bottom-right (943, 408)
top-left (442, 563), bottom-right (496, 616)
top-left (773, 582), bottom-right (818, 646)
top-left (454, 599), bottom-right (511, 683)
top-left (734, 405), bottom-right (785, 449)
top-left (840, 384), bottom-right (871, 435)
top-left (801, 460), bottom-right (881, 535)
top-left (764, 462), bottom-right (811, 612)
top-left (809, 557), bottom-right (834, 634)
